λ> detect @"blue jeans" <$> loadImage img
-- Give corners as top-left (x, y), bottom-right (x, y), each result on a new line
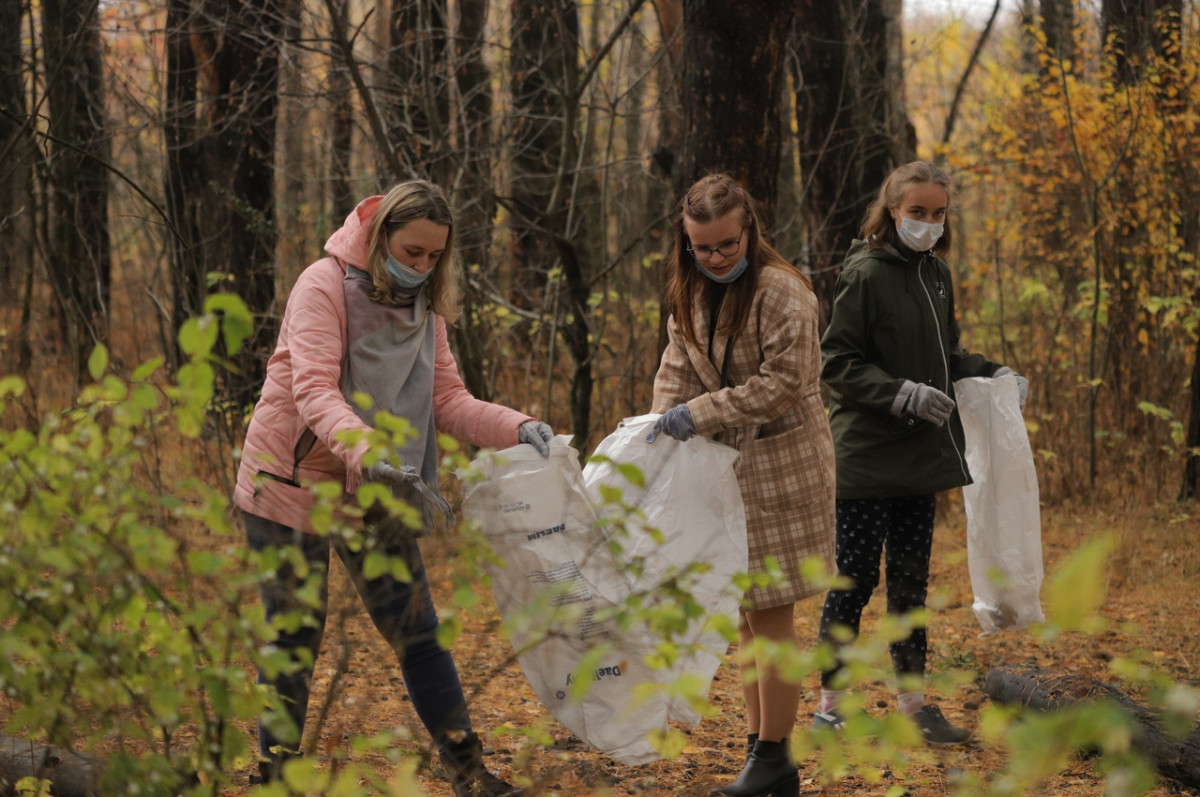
top-left (243, 512), bottom-right (471, 768)
top-left (818, 495), bottom-right (937, 688)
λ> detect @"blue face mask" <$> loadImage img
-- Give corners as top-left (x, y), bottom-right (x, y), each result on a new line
top-left (697, 256), bottom-right (749, 284)
top-left (386, 254), bottom-right (433, 292)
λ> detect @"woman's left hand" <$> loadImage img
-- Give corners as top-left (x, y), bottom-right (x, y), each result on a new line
top-left (993, 366), bottom-right (1029, 410)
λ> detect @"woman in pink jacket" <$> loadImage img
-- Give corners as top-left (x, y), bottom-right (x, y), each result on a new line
top-left (235, 180), bottom-right (549, 795)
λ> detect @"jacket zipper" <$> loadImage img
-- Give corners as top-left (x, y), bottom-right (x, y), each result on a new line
top-left (916, 255), bottom-right (969, 482)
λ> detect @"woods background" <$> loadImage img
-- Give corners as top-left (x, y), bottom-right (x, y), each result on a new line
top-left (1, 0), bottom-right (1199, 504)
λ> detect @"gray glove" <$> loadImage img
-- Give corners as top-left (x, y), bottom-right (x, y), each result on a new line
top-left (646, 404), bottom-right (696, 443)
top-left (993, 366), bottom-right (1029, 411)
top-left (517, 420), bottom-right (554, 458)
top-left (897, 380), bottom-right (955, 427)
top-left (363, 461), bottom-right (455, 531)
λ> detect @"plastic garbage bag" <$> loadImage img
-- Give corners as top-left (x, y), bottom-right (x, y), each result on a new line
top-left (583, 415), bottom-right (747, 725)
top-left (955, 375), bottom-right (1045, 634)
top-left (459, 417), bottom-right (747, 764)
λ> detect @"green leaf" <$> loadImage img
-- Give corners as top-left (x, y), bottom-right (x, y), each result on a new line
top-left (363, 551), bottom-right (389, 581)
top-left (204, 293), bottom-right (254, 356)
top-left (615, 462), bottom-right (645, 488)
top-left (1044, 534), bottom-right (1114, 633)
top-left (187, 550), bottom-right (225, 577)
top-left (437, 614), bottom-right (463, 649)
top-left (567, 646), bottom-right (612, 702)
top-left (87, 344), bottom-right (108, 381)
top-left (648, 727), bottom-right (688, 759)
top-left (282, 758), bottom-right (328, 792)
top-left (131, 357), bottom-right (163, 381)
top-left (0, 375), bottom-right (26, 398)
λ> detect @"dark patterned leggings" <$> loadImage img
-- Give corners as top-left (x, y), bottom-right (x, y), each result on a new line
top-left (818, 495), bottom-right (937, 689)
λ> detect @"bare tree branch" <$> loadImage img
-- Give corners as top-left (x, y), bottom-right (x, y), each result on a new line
top-left (321, 0), bottom-right (403, 181)
top-left (940, 0), bottom-right (1002, 152)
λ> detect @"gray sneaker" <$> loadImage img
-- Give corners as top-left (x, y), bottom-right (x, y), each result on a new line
top-left (911, 704), bottom-right (971, 746)
top-left (812, 708), bottom-right (845, 731)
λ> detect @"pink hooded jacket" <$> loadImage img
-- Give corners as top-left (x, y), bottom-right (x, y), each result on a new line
top-left (233, 196), bottom-right (533, 532)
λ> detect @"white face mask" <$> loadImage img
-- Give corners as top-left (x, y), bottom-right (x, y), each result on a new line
top-left (895, 216), bottom-right (944, 252)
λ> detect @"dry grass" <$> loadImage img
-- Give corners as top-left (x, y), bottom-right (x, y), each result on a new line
top-left (209, 500), bottom-right (1200, 796)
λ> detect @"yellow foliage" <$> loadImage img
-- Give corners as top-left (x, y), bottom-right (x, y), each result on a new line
top-left (907, 6), bottom-right (1200, 502)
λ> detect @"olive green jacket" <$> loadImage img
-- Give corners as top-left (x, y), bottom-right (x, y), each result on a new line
top-left (820, 240), bottom-right (1001, 499)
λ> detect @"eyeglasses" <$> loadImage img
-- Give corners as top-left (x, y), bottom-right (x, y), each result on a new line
top-left (686, 230), bottom-right (745, 261)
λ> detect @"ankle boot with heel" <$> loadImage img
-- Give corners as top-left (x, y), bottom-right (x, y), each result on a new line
top-left (711, 738), bottom-right (799, 797)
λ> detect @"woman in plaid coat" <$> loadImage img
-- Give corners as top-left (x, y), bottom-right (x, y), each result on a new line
top-left (649, 174), bottom-right (836, 797)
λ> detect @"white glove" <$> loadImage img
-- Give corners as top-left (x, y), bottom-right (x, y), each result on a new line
top-left (993, 366), bottom-right (1029, 411)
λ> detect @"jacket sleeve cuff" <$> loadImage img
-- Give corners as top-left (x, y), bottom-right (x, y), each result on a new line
top-left (686, 393), bottom-right (720, 436)
top-left (891, 379), bottom-right (917, 418)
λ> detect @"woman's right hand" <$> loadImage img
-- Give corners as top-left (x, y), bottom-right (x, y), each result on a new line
top-left (899, 381), bottom-right (955, 427)
top-left (364, 461), bottom-right (455, 530)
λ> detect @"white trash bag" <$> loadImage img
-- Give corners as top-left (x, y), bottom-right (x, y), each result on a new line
top-left (583, 415), bottom-right (748, 725)
top-left (955, 375), bottom-right (1045, 634)
top-left (459, 418), bottom-right (747, 764)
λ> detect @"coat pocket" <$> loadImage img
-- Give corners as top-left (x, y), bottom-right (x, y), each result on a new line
top-left (736, 424), bottom-right (821, 516)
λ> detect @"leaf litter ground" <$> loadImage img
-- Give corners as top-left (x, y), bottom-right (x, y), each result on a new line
top-left (224, 502), bottom-right (1200, 796)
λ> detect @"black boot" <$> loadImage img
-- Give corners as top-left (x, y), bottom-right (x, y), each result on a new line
top-left (745, 732), bottom-right (759, 762)
top-left (711, 738), bottom-right (799, 797)
top-left (438, 731), bottom-right (521, 797)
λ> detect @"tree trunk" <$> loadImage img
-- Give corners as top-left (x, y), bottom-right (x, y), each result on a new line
top-left (507, 0), bottom-right (576, 296)
top-left (984, 666), bottom-right (1200, 790)
top-left (164, 0), bottom-right (283, 411)
top-left (0, 0), bottom-right (32, 302)
top-left (1180, 329), bottom-right (1200, 499)
top-left (678, 0), bottom-right (793, 222)
top-left (652, 0), bottom-right (683, 359)
top-left (1040, 0), bottom-right (1075, 71)
top-left (448, 0), bottom-right (495, 401)
top-left (794, 0), bottom-right (911, 328)
top-left (0, 733), bottom-right (101, 797)
top-left (278, 0), bottom-right (309, 270)
top-left (41, 0), bottom-right (110, 381)
top-left (327, 0), bottom-right (356, 221)
top-left (386, 0), bottom-right (451, 184)
top-left (1102, 0), bottom-right (1182, 85)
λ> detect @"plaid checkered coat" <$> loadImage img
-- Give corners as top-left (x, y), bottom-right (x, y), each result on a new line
top-left (652, 263), bottom-right (836, 610)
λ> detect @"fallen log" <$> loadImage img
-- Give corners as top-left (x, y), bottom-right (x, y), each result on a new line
top-left (0, 734), bottom-right (100, 797)
top-left (984, 665), bottom-right (1200, 790)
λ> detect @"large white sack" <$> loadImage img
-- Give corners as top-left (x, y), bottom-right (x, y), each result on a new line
top-left (459, 420), bottom-right (747, 764)
top-left (955, 375), bottom-right (1045, 634)
top-left (582, 415), bottom-right (747, 725)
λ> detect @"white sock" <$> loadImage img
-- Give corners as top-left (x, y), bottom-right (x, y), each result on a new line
top-left (897, 691), bottom-right (924, 716)
top-left (818, 689), bottom-right (844, 714)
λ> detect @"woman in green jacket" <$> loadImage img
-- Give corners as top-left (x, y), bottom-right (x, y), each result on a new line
top-left (814, 161), bottom-right (1026, 745)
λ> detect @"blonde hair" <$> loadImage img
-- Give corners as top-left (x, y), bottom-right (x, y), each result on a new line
top-left (365, 179), bottom-right (461, 321)
top-left (664, 173), bottom-right (808, 347)
top-left (861, 161), bottom-right (954, 257)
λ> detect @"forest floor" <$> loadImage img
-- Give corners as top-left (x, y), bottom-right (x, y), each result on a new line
top-left (227, 500), bottom-right (1200, 797)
